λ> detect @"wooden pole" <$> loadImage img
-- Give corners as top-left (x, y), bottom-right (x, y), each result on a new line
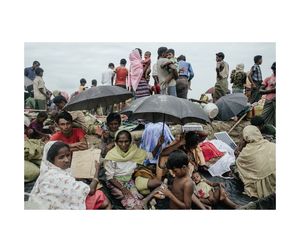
top-left (228, 112), bottom-right (248, 134)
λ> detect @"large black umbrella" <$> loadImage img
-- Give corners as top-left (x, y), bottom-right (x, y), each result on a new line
top-left (121, 95), bottom-right (210, 125)
top-left (64, 85), bottom-right (133, 111)
top-left (215, 93), bottom-right (249, 121)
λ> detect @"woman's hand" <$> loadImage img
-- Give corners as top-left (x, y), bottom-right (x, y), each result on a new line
top-left (94, 161), bottom-right (100, 177)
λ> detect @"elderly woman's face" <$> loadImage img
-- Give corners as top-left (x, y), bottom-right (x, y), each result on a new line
top-left (116, 133), bottom-right (131, 153)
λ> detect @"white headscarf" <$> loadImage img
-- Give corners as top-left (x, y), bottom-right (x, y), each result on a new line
top-left (29, 141), bottom-right (90, 209)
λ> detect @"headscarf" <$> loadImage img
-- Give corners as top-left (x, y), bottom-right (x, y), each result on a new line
top-left (105, 130), bottom-right (147, 164)
top-left (29, 141), bottom-right (90, 209)
top-left (53, 90), bottom-right (69, 101)
top-left (236, 63), bottom-right (244, 72)
top-left (140, 122), bottom-right (174, 164)
top-left (128, 49), bottom-right (143, 92)
top-left (52, 90), bottom-right (60, 97)
top-left (236, 126), bottom-right (276, 198)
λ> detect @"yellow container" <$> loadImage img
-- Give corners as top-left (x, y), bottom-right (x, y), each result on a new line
top-left (247, 105), bottom-right (264, 119)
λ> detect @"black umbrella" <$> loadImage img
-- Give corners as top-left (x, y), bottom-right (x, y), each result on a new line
top-left (121, 95), bottom-right (211, 126)
top-left (64, 85), bottom-right (133, 111)
top-left (215, 93), bottom-right (249, 121)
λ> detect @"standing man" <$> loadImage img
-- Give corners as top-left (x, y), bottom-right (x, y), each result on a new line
top-left (156, 47), bottom-right (177, 96)
top-left (101, 63), bottom-right (115, 114)
top-left (151, 60), bottom-right (160, 94)
top-left (25, 60), bottom-right (40, 81)
top-left (24, 60), bottom-right (40, 94)
top-left (101, 63), bottom-right (115, 85)
top-left (33, 67), bottom-right (49, 110)
top-left (115, 59), bottom-right (128, 89)
top-left (115, 59), bottom-right (128, 111)
top-left (230, 64), bottom-right (247, 94)
top-left (213, 52), bottom-right (229, 102)
top-left (176, 55), bottom-right (194, 99)
top-left (260, 62), bottom-right (276, 126)
top-left (248, 55), bottom-right (263, 103)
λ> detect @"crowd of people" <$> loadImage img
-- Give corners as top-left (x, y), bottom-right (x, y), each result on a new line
top-left (217, 53), bottom-right (276, 127)
top-left (24, 47), bottom-right (276, 210)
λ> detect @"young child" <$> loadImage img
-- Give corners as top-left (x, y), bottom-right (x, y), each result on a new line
top-left (159, 150), bottom-right (194, 209)
top-left (78, 78), bottom-right (87, 93)
top-left (166, 49), bottom-right (178, 70)
top-left (161, 48), bottom-right (179, 85)
top-left (143, 51), bottom-right (152, 83)
top-left (191, 171), bottom-right (239, 209)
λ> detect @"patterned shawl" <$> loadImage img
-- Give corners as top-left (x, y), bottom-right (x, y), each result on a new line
top-left (29, 141), bottom-right (90, 209)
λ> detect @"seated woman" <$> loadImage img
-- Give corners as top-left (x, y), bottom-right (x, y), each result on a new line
top-left (236, 125), bottom-right (276, 199)
top-left (140, 122), bottom-right (174, 166)
top-left (104, 130), bottom-right (163, 209)
top-left (29, 141), bottom-right (111, 209)
top-left (158, 131), bottom-right (207, 180)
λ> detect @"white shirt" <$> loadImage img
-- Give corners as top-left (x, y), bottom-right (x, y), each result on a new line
top-left (152, 63), bottom-right (158, 76)
top-left (33, 76), bottom-right (46, 100)
top-left (101, 68), bottom-right (115, 85)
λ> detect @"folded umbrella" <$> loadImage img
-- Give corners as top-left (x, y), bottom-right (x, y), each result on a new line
top-left (64, 85), bottom-right (133, 111)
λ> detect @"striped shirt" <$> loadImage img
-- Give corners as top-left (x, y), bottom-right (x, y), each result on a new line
top-left (251, 64), bottom-right (263, 83)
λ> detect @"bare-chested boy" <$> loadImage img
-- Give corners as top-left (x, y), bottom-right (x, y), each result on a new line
top-left (159, 150), bottom-right (194, 209)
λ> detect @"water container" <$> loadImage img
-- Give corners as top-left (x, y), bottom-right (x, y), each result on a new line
top-left (203, 103), bottom-right (219, 119)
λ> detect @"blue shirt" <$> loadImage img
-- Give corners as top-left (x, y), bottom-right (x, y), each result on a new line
top-left (178, 60), bottom-right (194, 80)
top-left (24, 67), bottom-right (36, 81)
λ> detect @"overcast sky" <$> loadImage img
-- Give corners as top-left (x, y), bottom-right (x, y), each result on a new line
top-left (24, 42), bottom-right (275, 99)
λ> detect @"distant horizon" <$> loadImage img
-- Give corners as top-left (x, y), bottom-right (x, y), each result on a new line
top-left (24, 42), bottom-right (275, 99)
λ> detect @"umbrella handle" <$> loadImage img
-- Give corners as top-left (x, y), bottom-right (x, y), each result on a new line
top-left (162, 114), bottom-right (165, 137)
